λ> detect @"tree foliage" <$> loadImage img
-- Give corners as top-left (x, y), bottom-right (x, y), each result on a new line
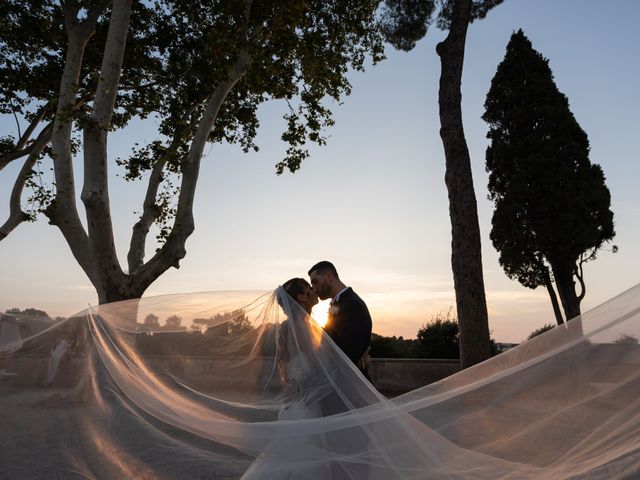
top-left (526, 323), bottom-right (555, 341)
top-left (5, 307), bottom-right (50, 317)
top-left (416, 314), bottom-right (459, 359)
top-left (379, 0), bottom-right (502, 51)
top-left (371, 312), bottom-right (498, 359)
top-left (483, 30), bottom-right (616, 321)
top-left (370, 332), bottom-right (418, 358)
top-left (0, 0), bottom-right (384, 303)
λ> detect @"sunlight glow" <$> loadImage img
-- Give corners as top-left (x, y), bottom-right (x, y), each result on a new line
top-left (311, 300), bottom-right (330, 327)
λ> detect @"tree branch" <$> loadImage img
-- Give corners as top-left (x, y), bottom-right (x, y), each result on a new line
top-left (543, 266), bottom-right (564, 325)
top-left (575, 255), bottom-right (586, 302)
top-left (46, 3), bottom-right (105, 286)
top-left (127, 155), bottom-right (167, 273)
top-left (134, 52), bottom-right (251, 291)
top-left (81, 0), bottom-right (132, 292)
top-left (12, 111), bottom-right (22, 141)
top-left (1, 106), bottom-right (52, 172)
top-left (92, 0), bottom-right (130, 128)
top-left (0, 125), bottom-right (52, 241)
top-left (1, 146), bottom-right (34, 172)
top-left (15, 104), bottom-right (49, 151)
top-left (127, 100), bottom-right (201, 274)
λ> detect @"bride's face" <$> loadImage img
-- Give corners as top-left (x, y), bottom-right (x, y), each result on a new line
top-left (305, 286), bottom-right (319, 310)
top-left (297, 284), bottom-right (318, 313)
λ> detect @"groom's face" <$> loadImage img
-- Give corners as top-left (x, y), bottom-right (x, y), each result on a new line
top-left (309, 271), bottom-right (332, 301)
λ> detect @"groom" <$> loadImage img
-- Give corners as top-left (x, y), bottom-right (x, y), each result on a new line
top-left (308, 261), bottom-right (372, 380)
top-left (309, 261), bottom-right (373, 479)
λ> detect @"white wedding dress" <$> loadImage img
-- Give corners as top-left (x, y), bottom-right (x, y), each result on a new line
top-left (277, 354), bottom-right (322, 420)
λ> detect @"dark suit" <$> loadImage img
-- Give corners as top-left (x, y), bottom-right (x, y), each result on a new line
top-left (324, 287), bottom-right (372, 379)
top-left (322, 287), bottom-right (373, 478)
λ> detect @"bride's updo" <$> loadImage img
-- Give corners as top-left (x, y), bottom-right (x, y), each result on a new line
top-left (277, 278), bottom-right (309, 313)
top-left (282, 278), bottom-right (309, 301)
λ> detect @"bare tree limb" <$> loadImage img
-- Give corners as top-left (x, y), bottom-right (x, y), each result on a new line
top-left (81, 0), bottom-right (132, 300)
top-left (1, 105), bottom-right (51, 172)
top-left (127, 101), bottom-right (200, 273)
top-left (46, 3), bottom-right (107, 286)
top-left (135, 52), bottom-right (251, 291)
top-left (92, 0), bottom-right (130, 128)
top-left (127, 156), bottom-right (167, 273)
top-left (1, 147), bottom-right (34, 172)
top-left (576, 254), bottom-right (586, 302)
top-left (0, 124), bottom-right (52, 241)
top-left (12, 111), bottom-right (22, 141)
top-left (15, 104), bottom-right (49, 151)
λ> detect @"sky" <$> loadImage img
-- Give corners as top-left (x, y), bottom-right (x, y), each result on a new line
top-left (1, 0), bottom-right (639, 342)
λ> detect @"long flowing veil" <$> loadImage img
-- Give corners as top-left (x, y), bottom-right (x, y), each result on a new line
top-left (2, 284), bottom-right (640, 479)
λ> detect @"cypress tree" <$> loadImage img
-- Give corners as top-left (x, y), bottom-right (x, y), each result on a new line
top-left (483, 29), bottom-right (615, 323)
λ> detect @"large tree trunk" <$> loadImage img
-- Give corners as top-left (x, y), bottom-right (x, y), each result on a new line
top-left (436, 0), bottom-right (491, 369)
top-left (552, 264), bottom-right (582, 321)
top-left (82, 0), bottom-right (132, 303)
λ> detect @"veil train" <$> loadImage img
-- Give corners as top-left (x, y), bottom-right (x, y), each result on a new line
top-left (1, 284), bottom-right (640, 478)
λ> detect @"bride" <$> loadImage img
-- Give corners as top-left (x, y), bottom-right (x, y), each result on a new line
top-left (242, 278), bottom-right (332, 479)
top-left (275, 277), bottom-right (323, 420)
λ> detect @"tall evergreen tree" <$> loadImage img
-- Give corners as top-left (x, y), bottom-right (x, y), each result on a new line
top-left (483, 29), bottom-right (615, 323)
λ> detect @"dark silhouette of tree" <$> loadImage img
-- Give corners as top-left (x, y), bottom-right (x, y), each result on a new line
top-left (0, 1), bottom-right (384, 303)
top-left (379, 0), bottom-right (503, 368)
top-left (526, 324), bottom-right (555, 340)
top-left (142, 313), bottom-right (160, 331)
top-left (415, 311), bottom-right (499, 358)
top-left (614, 334), bottom-right (638, 345)
top-left (483, 30), bottom-right (616, 324)
top-left (162, 315), bottom-right (186, 331)
top-left (416, 315), bottom-right (459, 359)
top-left (369, 333), bottom-right (418, 358)
top-left (6, 307), bottom-right (50, 317)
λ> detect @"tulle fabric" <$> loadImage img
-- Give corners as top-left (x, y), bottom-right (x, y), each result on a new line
top-left (1, 284), bottom-right (640, 479)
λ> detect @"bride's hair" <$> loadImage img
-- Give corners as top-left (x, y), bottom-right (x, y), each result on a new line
top-left (281, 278), bottom-right (310, 306)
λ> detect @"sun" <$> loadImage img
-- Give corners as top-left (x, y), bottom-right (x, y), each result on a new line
top-left (311, 300), bottom-right (330, 327)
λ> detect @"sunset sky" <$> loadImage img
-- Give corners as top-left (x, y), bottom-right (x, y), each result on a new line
top-left (1, 0), bottom-right (639, 342)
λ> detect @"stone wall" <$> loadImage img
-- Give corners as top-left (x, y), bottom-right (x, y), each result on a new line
top-left (369, 358), bottom-right (461, 394)
top-left (2, 354), bottom-right (460, 394)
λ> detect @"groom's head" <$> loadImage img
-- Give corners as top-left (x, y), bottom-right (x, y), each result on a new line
top-left (308, 261), bottom-right (342, 301)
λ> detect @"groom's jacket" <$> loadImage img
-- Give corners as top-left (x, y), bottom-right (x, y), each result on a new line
top-left (324, 287), bottom-right (372, 367)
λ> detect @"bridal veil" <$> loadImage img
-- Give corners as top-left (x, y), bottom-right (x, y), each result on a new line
top-left (1, 284), bottom-right (640, 479)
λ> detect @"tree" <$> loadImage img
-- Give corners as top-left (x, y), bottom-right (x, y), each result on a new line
top-left (526, 323), bottom-right (555, 340)
top-left (483, 30), bottom-right (615, 324)
top-left (162, 315), bottom-right (185, 331)
top-left (141, 313), bottom-right (160, 331)
top-left (380, 0), bottom-right (503, 368)
top-left (0, 0), bottom-right (384, 303)
top-left (415, 313), bottom-right (459, 359)
top-left (369, 332), bottom-right (417, 358)
top-left (6, 307), bottom-right (50, 317)
top-left (415, 311), bottom-right (498, 358)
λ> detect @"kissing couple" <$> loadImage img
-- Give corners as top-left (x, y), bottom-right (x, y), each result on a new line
top-left (243, 261), bottom-right (377, 479)
top-left (272, 261), bottom-right (374, 422)
top-left (282, 260), bottom-right (373, 382)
